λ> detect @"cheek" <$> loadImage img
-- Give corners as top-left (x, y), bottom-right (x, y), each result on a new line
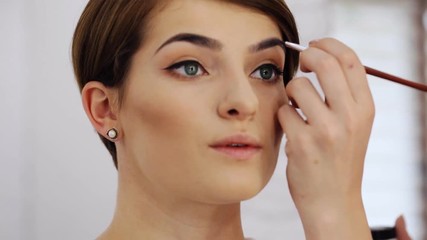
top-left (257, 85), bottom-right (286, 137)
top-left (255, 85), bottom-right (286, 175)
top-left (123, 84), bottom-right (200, 149)
top-left (120, 76), bottom-right (212, 174)
top-left (119, 83), bottom-right (198, 186)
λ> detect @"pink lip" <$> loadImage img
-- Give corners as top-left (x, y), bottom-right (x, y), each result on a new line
top-left (209, 134), bottom-right (262, 160)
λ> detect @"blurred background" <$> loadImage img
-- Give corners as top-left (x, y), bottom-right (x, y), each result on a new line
top-left (1, 0), bottom-right (426, 239)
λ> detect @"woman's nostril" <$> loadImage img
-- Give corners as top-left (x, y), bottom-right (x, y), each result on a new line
top-left (228, 109), bottom-right (239, 116)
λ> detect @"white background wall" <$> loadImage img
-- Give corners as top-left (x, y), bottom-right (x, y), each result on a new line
top-left (0, 0), bottom-right (424, 239)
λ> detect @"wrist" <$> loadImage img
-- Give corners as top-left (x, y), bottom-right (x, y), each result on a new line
top-left (297, 197), bottom-right (372, 240)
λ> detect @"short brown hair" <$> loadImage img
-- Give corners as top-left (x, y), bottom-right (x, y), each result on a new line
top-left (72, 0), bottom-right (299, 169)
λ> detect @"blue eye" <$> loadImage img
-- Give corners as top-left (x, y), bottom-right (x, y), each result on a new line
top-left (165, 60), bottom-right (206, 78)
top-left (251, 64), bottom-right (283, 82)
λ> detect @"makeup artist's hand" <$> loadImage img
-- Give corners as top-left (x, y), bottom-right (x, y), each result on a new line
top-left (278, 38), bottom-right (375, 240)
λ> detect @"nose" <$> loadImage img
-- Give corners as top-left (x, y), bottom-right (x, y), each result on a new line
top-left (217, 74), bottom-right (259, 121)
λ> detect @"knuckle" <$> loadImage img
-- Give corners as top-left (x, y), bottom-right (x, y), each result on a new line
top-left (342, 108), bottom-right (375, 135)
top-left (363, 106), bottom-right (375, 124)
top-left (361, 107), bottom-right (376, 129)
top-left (316, 119), bottom-right (341, 142)
top-left (317, 55), bottom-right (338, 71)
top-left (340, 108), bottom-right (365, 137)
top-left (366, 102), bottom-right (376, 119)
top-left (339, 110), bottom-right (360, 136)
top-left (343, 119), bottom-right (357, 135)
top-left (356, 102), bottom-right (375, 124)
top-left (338, 50), bottom-right (358, 69)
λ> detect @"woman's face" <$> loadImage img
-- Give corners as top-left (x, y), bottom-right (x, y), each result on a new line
top-left (118, 0), bottom-right (287, 204)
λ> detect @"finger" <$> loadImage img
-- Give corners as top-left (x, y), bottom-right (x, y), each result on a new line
top-left (278, 104), bottom-right (307, 138)
top-left (299, 47), bottom-right (354, 111)
top-left (286, 77), bottom-right (329, 125)
top-left (395, 216), bottom-right (412, 240)
top-left (310, 38), bottom-right (373, 106)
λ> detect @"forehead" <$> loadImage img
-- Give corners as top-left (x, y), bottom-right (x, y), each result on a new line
top-left (144, 0), bottom-right (282, 50)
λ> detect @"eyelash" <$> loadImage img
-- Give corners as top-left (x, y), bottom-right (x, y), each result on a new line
top-left (164, 60), bottom-right (283, 83)
top-left (164, 60), bottom-right (207, 80)
top-left (251, 63), bottom-right (284, 83)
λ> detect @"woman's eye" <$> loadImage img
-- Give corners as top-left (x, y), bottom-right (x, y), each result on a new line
top-left (251, 64), bottom-right (283, 82)
top-left (165, 60), bottom-right (207, 78)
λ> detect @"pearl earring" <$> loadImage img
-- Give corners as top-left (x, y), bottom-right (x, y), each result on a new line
top-left (107, 128), bottom-right (118, 141)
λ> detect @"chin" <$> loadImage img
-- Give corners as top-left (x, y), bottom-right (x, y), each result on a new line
top-left (206, 169), bottom-right (273, 204)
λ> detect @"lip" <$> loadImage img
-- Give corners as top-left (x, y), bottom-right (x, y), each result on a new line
top-left (209, 134), bottom-right (262, 160)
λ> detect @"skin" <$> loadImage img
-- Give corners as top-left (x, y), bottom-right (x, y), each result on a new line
top-left (279, 39), bottom-right (375, 239)
top-left (81, 0), bottom-right (412, 239)
top-left (85, 1), bottom-right (284, 239)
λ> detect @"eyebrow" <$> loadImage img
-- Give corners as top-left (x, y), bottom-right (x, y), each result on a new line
top-left (249, 38), bottom-right (286, 53)
top-left (155, 33), bottom-right (223, 54)
top-left (155, 33), bottom-right (286, 55)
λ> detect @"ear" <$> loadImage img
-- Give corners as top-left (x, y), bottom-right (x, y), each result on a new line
top-left (81, 81), bottom-right (120, 140)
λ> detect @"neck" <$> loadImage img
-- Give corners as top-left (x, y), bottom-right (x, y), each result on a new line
top-left (98, 162), bottom-right (245, 240)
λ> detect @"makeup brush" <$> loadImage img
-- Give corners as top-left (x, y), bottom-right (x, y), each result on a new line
top-left (285, 42), bottom-right (427, 92)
